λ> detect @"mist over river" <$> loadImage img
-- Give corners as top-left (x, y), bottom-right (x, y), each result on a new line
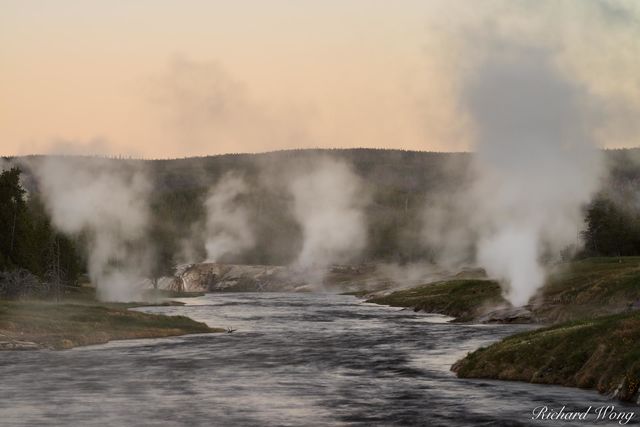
top-left (0, 293), bottom-right (636, 426)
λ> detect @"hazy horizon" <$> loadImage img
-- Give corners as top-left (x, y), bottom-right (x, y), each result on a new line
top-left (2, 0), bottom-right (640, 158)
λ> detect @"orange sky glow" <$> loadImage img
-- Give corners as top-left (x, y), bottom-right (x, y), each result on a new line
top-left (1, 1), bottom-right (639, 158)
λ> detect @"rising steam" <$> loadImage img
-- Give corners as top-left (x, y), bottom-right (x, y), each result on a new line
top-left (29, 157), bottom-right (151, 301)
top-left (204, 173), bottom-right (254, 262)
top-left (288, 157), bottom-right (369, 274)
top-left (465, 47), bottom-right (602, 306)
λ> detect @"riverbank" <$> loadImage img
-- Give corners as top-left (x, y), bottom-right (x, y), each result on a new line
top-left (0, 289), bottom-right (222, 350)
top-left (366, 279), bottom-right (505, 322)
top-left (365, 257), bottom-right (640, 403)
top-left (367, 257), bottom-right (640, 324)
top-left (452, 310), bottom-right (640, 402)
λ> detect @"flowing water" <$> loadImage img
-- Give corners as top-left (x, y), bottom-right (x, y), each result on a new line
top-left (0, 293), bottom-right (637, 426)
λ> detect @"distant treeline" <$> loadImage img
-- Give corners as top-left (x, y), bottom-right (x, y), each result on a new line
top-left (3, 148), bottom-right (640, 298)
top-left (145, 148), bottom-right (640, 265)
top-left (144, 149), bottom-right (471, 267)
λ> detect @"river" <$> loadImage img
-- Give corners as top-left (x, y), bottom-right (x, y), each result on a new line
top-left (0, 293), bottom-right (637, 426)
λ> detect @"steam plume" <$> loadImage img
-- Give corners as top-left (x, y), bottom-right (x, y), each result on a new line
top-left (288, 157), bottom-right (369, 274)
top-left (29, 157), bottom-right (151, 301)
top-left (466, 47), bottom-right (602, 306)
top-left (204, 173), bottom-right (254, 262)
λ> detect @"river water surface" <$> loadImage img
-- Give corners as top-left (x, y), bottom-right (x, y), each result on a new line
top-left (0, 293), bottom-right (637, 426)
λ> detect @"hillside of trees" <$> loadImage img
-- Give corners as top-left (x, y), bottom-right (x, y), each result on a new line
top-left (146, 149), bottom-right (471, 266)
top-left (2, 148), bottom-right (640, 298)
top-left (145, 148), bottom-right (640, 265)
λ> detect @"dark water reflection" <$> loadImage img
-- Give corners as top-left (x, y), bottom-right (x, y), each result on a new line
top-left (0, 293), bottom-right (636, 426)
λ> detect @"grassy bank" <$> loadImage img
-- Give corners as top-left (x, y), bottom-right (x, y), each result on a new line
top-left (59, 285), bottom-right (205, 305)
top-left (536, 257), bottom-right (640, 323)
top-left (452, 310), bottom-right (640, 402)
top-left (366, 257), bottom-right (640, 401)
top-left (0, 289), bottom-right (221, 350)
top-left (367, 280), bottom-right (504, 322)
top-left (367, 257), bottom-right (640, 323)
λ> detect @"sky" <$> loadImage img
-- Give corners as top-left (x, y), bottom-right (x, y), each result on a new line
top-left (1, 0), bottom-right (639, 158)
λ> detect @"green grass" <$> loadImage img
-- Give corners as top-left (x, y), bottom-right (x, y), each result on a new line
top-left (53, 285), bottom-right (204, 306)
top-left (367, 257), bottom-right (640, 323)
top-left (367, 280), bottom-right (504, 321)
top-left (453, 309), bottom-right (640, 401)
top-left (0, 299), bottom-right (222, 350)
top-left (537, 257), bottom-right (640, 322)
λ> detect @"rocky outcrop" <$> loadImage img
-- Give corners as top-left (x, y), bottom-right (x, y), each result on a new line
top-left (0, 340), bottom-right (40, 351)
top-left (164, 262), bottom-right (426, 293)
top-left (476, 306), bottom-right (533, 324)
top-left (167, 263), bottom-right (305, 292)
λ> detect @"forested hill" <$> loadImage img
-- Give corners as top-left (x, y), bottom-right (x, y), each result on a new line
top-left (149, 149), bottom-right (470, 192)
top-left (149, 149), bottom-right (473, 265)
top-left (15, 149), bottom-right (472, 268)
top-left (6, 148), bottom-right (640, 273)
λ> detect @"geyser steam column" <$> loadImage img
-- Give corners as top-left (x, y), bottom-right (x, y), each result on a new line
top-left (465, 47), bottom-right (602, 306)
top-left (203, 172), bottom-right (255, 262)
top-left (288, 157), bottom-right (369, 282)
top-left (31, 157), bottom-right (152, 302)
